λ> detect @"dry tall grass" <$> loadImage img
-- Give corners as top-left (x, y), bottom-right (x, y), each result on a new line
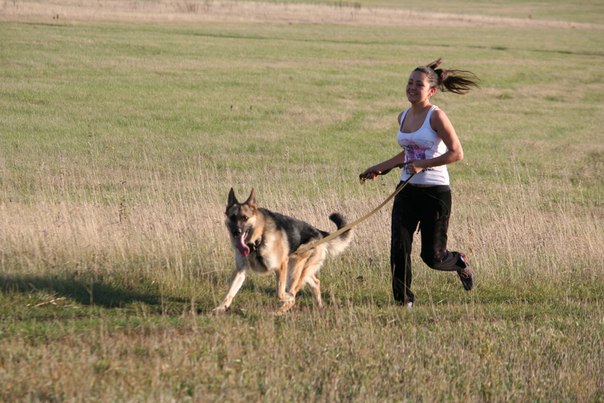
top-left (2, 160), bottom-right (601, 305)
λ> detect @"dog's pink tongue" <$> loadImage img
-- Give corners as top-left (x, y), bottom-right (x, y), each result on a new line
top-left (236, 234), bottom-right (250, 257)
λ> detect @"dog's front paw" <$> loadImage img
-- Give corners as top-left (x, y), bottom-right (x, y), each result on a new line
top-left (211, 306), bottom-right (228, 315)
top-left (278, 292), bottom-right (295, 303)
top-left (275, 299), bottom-right (295, 316)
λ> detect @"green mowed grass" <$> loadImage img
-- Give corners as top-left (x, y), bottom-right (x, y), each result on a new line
top-left (1, 3), bottom-right (603, 401)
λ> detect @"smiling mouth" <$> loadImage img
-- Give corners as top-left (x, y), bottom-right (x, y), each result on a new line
top-left (234, 229), bottom-right (250, 257)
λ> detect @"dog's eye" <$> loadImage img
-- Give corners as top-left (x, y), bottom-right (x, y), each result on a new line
top-left (230, 214), bottom-right (249, 222)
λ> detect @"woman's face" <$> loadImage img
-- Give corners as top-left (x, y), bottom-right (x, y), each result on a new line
top-left (406, 71), bottom-right (435, 104)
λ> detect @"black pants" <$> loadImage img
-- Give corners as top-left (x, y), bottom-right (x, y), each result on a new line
top-left (390, 184), bottom-right (465, 304)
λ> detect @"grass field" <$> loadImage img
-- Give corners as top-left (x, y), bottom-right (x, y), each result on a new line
top-left (1, 0), bottom-right (603, 401)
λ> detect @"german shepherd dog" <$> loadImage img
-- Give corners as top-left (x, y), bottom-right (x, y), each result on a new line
top-left (212, 188), bottom-right (353, 315)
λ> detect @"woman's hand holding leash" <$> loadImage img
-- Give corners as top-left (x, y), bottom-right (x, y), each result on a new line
top-left (359, 162), bottom-right (415, 184)
top-left (359, 169), bottom-right (385, 184)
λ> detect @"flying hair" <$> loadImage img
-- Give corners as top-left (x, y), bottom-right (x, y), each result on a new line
top-left (415, 58), bottom-right (480, 95)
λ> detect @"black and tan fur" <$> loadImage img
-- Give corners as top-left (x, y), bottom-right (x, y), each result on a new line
top-left (212, 188), bottom-right (353, 315)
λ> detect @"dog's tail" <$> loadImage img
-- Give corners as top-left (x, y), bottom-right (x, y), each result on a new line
top-left (326, 213), bottom-right (353, 256)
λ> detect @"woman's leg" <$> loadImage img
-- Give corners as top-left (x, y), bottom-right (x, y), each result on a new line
top-left (390, 187), bottom-right (420, 304)
top-left (418, 187), bottom-right (459, 270)
top-left (418, 187), bottom-right (474, 289)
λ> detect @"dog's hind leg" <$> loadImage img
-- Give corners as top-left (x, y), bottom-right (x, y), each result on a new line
top-left (274, 256), bottom-right (308, 315)
top-left (286, 254), bottom-right (310, 299)
top-left (305, 274), bottom-right (323, 308)
top-left (290, 247), bottom-right (326, 296)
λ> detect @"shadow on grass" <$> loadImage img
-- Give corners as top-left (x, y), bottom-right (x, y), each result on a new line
top-left (0, 273), bottom-right (186, 309)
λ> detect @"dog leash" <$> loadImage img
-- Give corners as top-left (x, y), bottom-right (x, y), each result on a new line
top-left (293, 171), bottom-right (417, 256)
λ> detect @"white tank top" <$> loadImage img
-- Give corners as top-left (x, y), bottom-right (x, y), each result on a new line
top-left (397, 105), bottom-right (450, 186)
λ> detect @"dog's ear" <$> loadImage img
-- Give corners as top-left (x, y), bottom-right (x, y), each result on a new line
top-left (227, 188), bottom-right (238, 207)
top-left (244, 188), bottom-right (257, 208)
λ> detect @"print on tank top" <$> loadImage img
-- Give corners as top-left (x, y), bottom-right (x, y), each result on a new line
top-left (400, 139), bottom-right (434, 176)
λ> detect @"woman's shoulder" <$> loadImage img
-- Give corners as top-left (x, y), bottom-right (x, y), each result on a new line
top-left (397, 109), bottom-right (407, 125)
top-left (430, 106), bottom-right (449, 121)
top-left (429, 106), bottom-right (454, 132)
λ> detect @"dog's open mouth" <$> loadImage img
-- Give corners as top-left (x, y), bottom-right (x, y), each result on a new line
top-left (235, 230), bottom-right (251, 257)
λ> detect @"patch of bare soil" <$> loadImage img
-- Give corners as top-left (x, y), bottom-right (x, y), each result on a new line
top-left (2, 0), bottom-right (602, 30)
